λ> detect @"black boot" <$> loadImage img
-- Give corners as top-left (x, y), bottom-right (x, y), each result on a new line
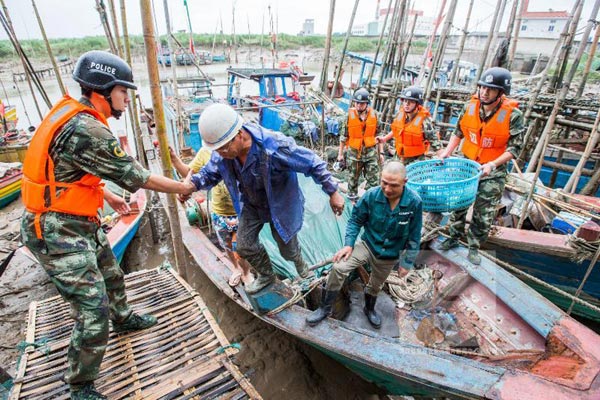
top-left (364, 292), bottom-right (381, 329)
top-left (306, 290), bottom-right (339, 326)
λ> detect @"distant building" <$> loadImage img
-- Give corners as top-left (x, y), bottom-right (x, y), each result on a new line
top-left (351, 8), bottom-right (431, 36)
top-left (301, 19), bottom-right (314, 36)
top-left (519, 10), bottom-right (568, 40)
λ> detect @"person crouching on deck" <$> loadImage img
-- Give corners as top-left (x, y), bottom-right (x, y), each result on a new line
top-left (306, 161), bottom-right (422, 328)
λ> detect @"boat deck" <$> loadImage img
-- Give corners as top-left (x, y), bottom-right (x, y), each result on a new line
top-left (9, 267), bottom-right (261, 400)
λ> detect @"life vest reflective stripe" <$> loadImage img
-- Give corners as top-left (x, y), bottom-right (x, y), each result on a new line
top-left (21, 95), bottom-right (108, 239)
top-left (459, 95), bottom-right (518, 163)
top-left (390, 106), bottom-right (431, 157)
top-left (347, 107), bottom-right (377, 150)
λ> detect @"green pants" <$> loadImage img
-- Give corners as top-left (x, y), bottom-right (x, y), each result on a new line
top-left (447, 173), bottom-right (506, 250)
top-left (326, 241), bottom-right (397, 296)
top-left (347, 158), bottom-right (380, 197)
top-left (21, 212), bottom-right (131, 387)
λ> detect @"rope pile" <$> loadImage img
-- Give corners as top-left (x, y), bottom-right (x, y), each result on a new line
top-left (386, 266), bottom-right (434, 305)
top-left (568, 234), bottom-right (600, 263)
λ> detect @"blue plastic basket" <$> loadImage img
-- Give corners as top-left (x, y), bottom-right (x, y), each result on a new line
top-left (405, 157), bottom-right (482, 212)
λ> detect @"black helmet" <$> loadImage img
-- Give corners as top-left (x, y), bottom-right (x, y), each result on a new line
top-left (73, 50), bottom-right (137, 91)
top-left (399, 86), bottom-right (424, 105)
top-left (352, 88), bottom-right (370, 104)
top-left (478, 67), bottom-right (511, 95)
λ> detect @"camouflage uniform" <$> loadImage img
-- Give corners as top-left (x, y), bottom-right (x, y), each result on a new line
top-left (341, 114), bottom-right (381, 198)
top-left (447, 100), bottom-right (524, 250)
top-left (398, 115), bottom-right (442, 165)
top-left (20, 98), bottom-right (150, 389)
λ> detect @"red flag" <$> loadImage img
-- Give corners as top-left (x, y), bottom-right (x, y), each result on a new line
top-left (189, 36), bottom-right (195, 55)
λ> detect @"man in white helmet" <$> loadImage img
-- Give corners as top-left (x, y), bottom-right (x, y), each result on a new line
top-left (186, 103), bottom-right (345, 294)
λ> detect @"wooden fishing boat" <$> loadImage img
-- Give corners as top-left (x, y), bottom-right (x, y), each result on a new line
top-left (103, 181), bottom-right (147, 263)
top-left (0, 167), bottom-right (22, 208)
top-left (176, 178), bottom-right (600, 399)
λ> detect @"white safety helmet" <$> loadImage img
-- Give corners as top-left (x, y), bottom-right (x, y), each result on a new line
top-left (199, 103), bottom-right (244, 150)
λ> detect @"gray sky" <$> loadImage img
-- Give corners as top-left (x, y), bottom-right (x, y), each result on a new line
top-left (0, 0), bottom-right (594, 41)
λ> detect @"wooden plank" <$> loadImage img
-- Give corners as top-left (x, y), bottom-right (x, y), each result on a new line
top-left (10, 301), bottom-right (38, 399)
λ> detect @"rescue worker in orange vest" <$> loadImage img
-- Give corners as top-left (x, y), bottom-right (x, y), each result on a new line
top-left (20, 51), bottom-right (196, 400)
top-left (438, 67), bottom-right (524, 264)
top-left (377, 86), bottom-right (442, 164)
top-left (337, 88), bottom-right (383, 202)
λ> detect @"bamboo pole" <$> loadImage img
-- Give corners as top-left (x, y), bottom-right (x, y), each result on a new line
top-left (232, 2), bottom-right (238, 64)
top-left (424, 0), bottom-right (458, 102)
top-left (417, 0), bottom-right (446, 84)
top-left (508, 0), bottom-right (525, 70)
top-left (549, 0), bottom-right (584, 91)
top-left (31, 0), bottom-right (66, 96)
top-left (0, 1), bottom-right (45, 118)
top-left (485, 0), bottom-right (507, 68)
top-left (449, 0), bottom-right (474, 86)
top-left (517, 0), bottom-right (597, 228)
top-left (162, 0), bottom-right (184, 150)
top-left (397, 12), bottom-right (418, 83)
top-left (518, 1), bottom-right (580, 166)
top-left (12, 77), bottom-right (33, 127)
top-left (332, 0), bottom-right (360, 96)
top-left (582, 164), bottom-right (600, 195)
top-left (107, 0), bottom-right (124, 57)
top-left (392, 0), bottom-right (409, 79)
top-left (567, 245), bottom-right (600, 315)
top-left (503, 0), bottom-right (519, 68)
top-left (320, 0), bottom-right (336, 92)
top-left (527, 0), bottom-right (600, 172)
top-left (472, 0), bottom-right (503, 89)
top-left (120, 0), bottom-right (147, 169)
top-left (576, 23), bottom-right (600, 97)
top-left (564, 107), bottom-right (600, 193)
top-left (95, 0), bottom-right (118, 54)
top-left (366, 0), bottom-right (393, 90)
top-left (140, 0), bottom-right (188, 281)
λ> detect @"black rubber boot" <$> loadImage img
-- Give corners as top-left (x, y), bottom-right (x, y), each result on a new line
top-left (306, 290), bottom-right (339, 326)
top-left (364, 292), bottom-right (381, 329)
top-left (70, 382), bottom-right (107, 400)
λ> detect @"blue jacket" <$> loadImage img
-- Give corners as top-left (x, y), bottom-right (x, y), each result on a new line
top-left (191, 123), bottom-right (338, 243)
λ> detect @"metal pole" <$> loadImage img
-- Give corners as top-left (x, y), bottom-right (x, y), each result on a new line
top-left (449, 0), bottom-right (474, 86)
top-left (120, 0), bottom-right (147, 169)
top-left (332, 0), bottom-right (360, 95)
top-left (31, 0), bottom-right (66, 96)
top-left (576, 22), bottom-right (600, 97)
top-left (140, 0), bottom-right (188, 281)
top-left (472, 0), bottom-right (503, 89)
top-left (320, 0), bottom-right (336, 92)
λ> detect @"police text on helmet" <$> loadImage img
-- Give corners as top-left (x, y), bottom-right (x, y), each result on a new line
top-left (90, 62), bottom-right (116, 75)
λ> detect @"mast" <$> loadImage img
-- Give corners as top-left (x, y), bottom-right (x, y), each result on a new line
top-left (320, 0), bottom-right (336, 92)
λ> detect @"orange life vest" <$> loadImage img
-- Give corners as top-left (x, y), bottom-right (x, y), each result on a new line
top-left (459, 95), bottom-right (518, 163)
top-left (390, 106), bottom-right (432, 157)
top-left (346, 107), bottom-right (377, 151)
top-left (21, 95), bottom-right (108, 239)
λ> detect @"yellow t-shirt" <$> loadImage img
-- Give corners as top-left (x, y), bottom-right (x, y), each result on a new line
top-left (188, 148), bottom-right (236, 216)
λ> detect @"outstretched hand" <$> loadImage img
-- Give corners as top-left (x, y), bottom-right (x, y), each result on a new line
top-left (333, 246), bottom-right (353, 263)
top-left (178, 171), bottom-right (195, 202)
top-left (329, 191), bottom-right (345, 216)
top-left (104, 191), bottom-right (131, 215)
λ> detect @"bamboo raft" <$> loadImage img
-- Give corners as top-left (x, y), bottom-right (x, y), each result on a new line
top-left (9, 267), bottom-right (262, 400)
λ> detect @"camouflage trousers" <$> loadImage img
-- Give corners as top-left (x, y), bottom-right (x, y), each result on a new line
top-left (447, 173), bottom-right (506, 250)
top-left (21, 211), bottom-right (132, 387)
top-left (397, 154), bottom-right (426, 165)
top-left (347, 157), bottom-right (380, 198)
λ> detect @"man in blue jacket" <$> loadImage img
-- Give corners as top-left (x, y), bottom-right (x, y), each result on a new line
top-left (306, 161), bottom-right (422, 328)
top-left (186, 103), bottom-right (345, 294)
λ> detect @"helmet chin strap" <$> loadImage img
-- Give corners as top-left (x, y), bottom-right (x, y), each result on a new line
top-left (103, 94), bottom-right (123, 119)
top-left (478, 89), bottom-right (501, 106)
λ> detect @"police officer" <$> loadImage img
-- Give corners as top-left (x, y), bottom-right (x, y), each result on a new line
top-left (20, 50), bottom-right (195, 399)
top-left (377, 86), bottom-right (442, 164)
top-left (337, 88), bottom-right (383, 202)
top-left (438, 67), bottom-right (524, 264)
